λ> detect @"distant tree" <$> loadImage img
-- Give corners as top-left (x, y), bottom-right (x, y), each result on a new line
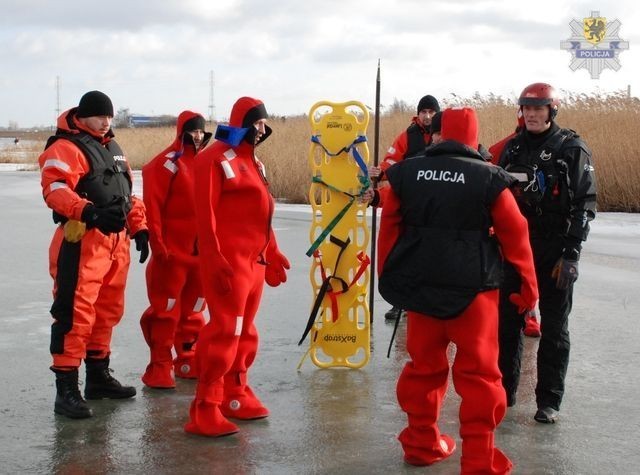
top-left (387, 98), bottom-right (412, 115)
top-left (8, 120), bottom-right (19, 131)
top-left (114, 108), bottom-right (132, 128)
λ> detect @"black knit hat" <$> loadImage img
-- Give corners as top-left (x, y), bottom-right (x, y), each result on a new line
top-left (417, 95), bottom-right (440, 114)
top-left (77, 90), bottom-right (114, 118)
top-left (183, 115), bottom-right (206, 133)
top-left (430, 111), bottom-right (443, 134)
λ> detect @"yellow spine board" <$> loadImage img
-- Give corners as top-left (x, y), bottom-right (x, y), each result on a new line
top-left (307, 100), bottom-right (370, 369)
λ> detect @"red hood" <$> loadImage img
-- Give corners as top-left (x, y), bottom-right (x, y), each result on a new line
top-left (441, 107), bottom-right (478, 150)
top-left (227, 96), bottom-right (271, 147)
top-left (176, 110), bottom-right (202, 137)
top-left (230, 97), bottom-right (266, 128)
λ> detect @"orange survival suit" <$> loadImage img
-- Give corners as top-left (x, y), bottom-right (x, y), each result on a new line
top-left (140, 111), bottom-right (213, 388)
top-left (39, 109), bottom-right (147, 369)
top-left (378, 108), bottom-right (538, 474)
top-left (380, 116), bottom-right (433, 175)
top-left (186, 97), bottom-right (290, 437)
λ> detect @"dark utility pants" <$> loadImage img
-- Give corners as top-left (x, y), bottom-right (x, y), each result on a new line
top-left (498, 235), bottom-right (573, 411)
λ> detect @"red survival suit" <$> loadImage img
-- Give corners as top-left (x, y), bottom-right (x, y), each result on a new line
top-left (186, 97), bottom-right (290, 437)
top-left (140, 111), bottom-right (213, 388)
top-left (39, 109), bottom-right (147, 369)
top-left (378, 108), bottom-right (538, 474)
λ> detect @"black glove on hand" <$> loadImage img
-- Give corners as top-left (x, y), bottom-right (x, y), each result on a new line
top-left (81, 203), bottom-right (126, 235)
top-left (551, 257), bottom-right (579, 290)
top-left (133, 230), bottom-right (150, 264)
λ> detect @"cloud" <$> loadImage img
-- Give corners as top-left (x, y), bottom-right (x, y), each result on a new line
top-left (1, 0), bottom-right (638, 127)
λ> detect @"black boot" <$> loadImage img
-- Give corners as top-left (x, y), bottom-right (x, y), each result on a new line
top-left (85, 357), bottom-right (136, 400)
top-left (384, 306), bottom-right (402, 321)
top-left (52, 368), bottom-right (93, 419)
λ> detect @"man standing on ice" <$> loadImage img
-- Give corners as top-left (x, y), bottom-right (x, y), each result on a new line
top-left (497, 82), bottom-right (597, 423)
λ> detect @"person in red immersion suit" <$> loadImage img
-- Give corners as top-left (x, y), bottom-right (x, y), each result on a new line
top-left (489, 110), bottom-right (542, 338)
top-left (140, 111), bottom-right (213, 388)
top-left (378, 107), bottom-right (538, 473)
top-left (39, 90), bottom-right (148, 419)
top-left (185, 97), bottom-right (290, 437)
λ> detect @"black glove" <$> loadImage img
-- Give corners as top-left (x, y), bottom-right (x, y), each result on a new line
top-left (133, 230), bottom-right (150, 264)
top-left (551, 257), bottom-right (579, 290)
top-left (81, 203), bottom-right (126, 235)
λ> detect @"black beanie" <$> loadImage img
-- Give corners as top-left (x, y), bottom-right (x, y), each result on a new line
top-left (417, 95), bottom-right (440, 114)
top-left (183, 115), bottom-right (206, 132)
top-left (77, 91), bottom-right (114, 118)
top-left (430, 111), bottom-right (442, 134)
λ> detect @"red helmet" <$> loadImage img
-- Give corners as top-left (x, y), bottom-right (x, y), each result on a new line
top-left (518, 82), bottom-right (559, 120)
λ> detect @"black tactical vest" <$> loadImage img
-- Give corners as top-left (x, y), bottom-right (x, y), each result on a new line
top-left (379, 145), bottom-right (514, 318)
top-left (405, 122), bottom-right (430, 159)
top-left (46, 132), bottom-right (133, 223)
top-left (501, 128), bottom-right (577, 229)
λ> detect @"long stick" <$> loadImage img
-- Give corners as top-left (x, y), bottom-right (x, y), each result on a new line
top-left (369, 59), bottom-right (381, 323)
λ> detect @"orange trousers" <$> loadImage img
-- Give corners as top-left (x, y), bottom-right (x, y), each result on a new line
top-left (48, 226), bottom-right (130, 368)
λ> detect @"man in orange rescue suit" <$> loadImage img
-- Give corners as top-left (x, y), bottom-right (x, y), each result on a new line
top-left (371, 94), bottom-right (440, 321)
top-left (39, 90), bottom-right (148, 419)
top-left (378, 107), bottom-right (538, 474)
top-left (186, 97), bottom-right (290, 437)
top-left (140, 111), bottom-right (212, 388)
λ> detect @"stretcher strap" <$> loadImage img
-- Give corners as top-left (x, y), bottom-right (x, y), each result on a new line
top-left (305, 177), bottom-right (356, 257)
top-left (298, 235), bottom-right (350, 345)
top-left (311, 134), bottom-right (371, 190)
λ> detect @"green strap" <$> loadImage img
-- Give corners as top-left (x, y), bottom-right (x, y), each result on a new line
top-left (305, 177), bottom-right (356, 257)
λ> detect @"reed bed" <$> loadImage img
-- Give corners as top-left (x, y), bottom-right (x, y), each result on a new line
top-left (3, 93), bottom-right (639, 211)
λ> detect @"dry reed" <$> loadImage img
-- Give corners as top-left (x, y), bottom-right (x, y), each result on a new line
top-left (3, 93), bottom-right (639, 211)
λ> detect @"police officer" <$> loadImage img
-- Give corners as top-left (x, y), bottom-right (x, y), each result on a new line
top-left (378, 107), bottom-right (538, 473)
top-left (39, 90), bottom-right (148, 419)
top-left (497, 82), bottom-right (597, 423)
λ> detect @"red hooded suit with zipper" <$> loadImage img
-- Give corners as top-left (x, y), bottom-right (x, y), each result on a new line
top-left (39, 109), bottom-right (147, 369)
top-left (186, 97), bottom-right (289, 437)
top-left (140, 111), bottom-right (212, 388)
top-left (378, 108), bottom-right (538, 474)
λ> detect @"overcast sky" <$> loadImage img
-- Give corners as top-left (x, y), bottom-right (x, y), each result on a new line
top-left (1, 0), bottom-right (638, 128)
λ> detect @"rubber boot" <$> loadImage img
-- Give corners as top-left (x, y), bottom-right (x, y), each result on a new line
top-left (184, 383), bottom-right (238, 437)
top-left (52, 368), bottom-right (93, 419)
top-left (85, 357), bottom-right (136, 400)
top-left (142, 347), bottom-right (175, 389)
top-left (385, 306), bottom-right (404, 321)
top-left (221, 373), bottom-right (269, 420)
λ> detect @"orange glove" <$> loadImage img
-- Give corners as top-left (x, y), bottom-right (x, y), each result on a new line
top-left (265, 250), bottom-right (290, 287)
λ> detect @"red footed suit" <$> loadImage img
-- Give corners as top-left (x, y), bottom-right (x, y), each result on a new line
top-left (378, 108), bottom-right (538, 474)
top-left (186, 97), bottom-right (289, 437)
top-left (140, 111), bottom-right (212, 388)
